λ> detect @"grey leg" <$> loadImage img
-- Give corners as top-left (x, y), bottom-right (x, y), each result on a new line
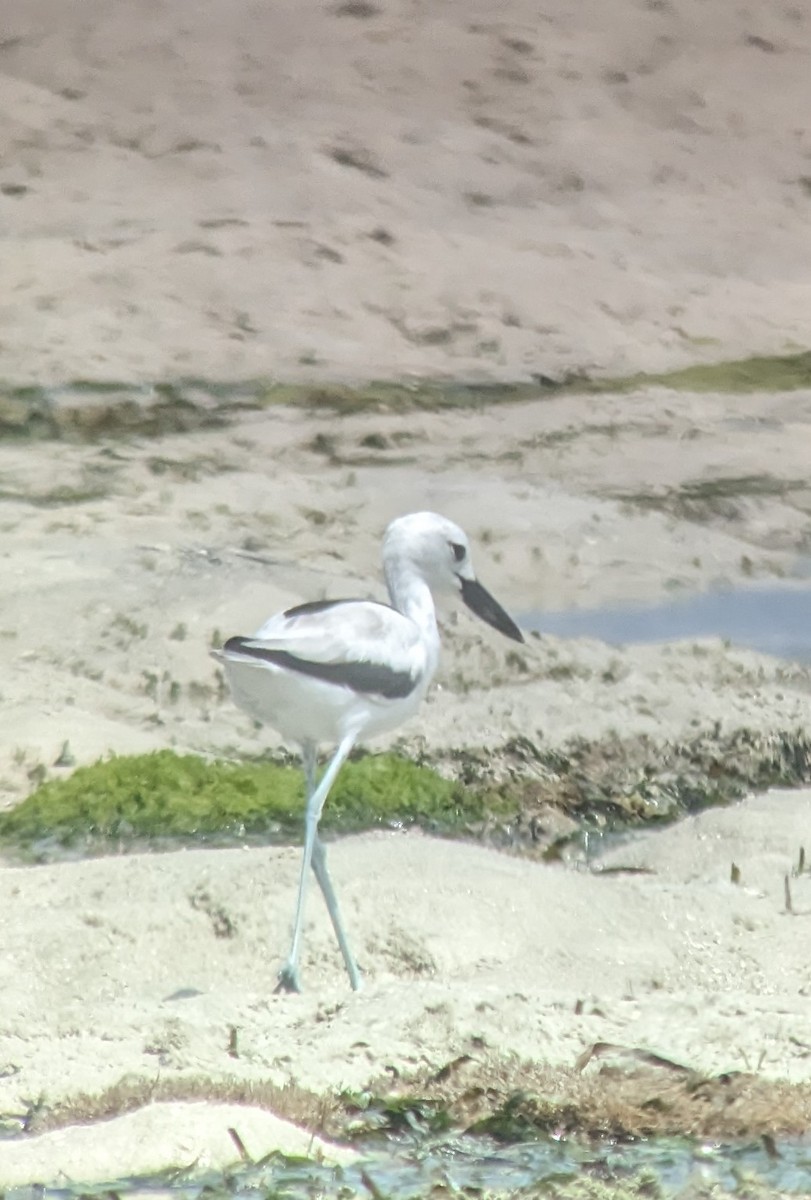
top-left (300, 743), bottom-right (362, 988)
top-left (275, 734), bottom-right (356, 993)
top-left (312, 836), bottom-right (362, 991)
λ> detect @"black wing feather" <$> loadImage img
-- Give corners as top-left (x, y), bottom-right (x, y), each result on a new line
top-left (223, 637), bottom-right (418, 700)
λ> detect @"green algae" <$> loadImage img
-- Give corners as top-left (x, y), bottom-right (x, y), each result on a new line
top-left (1, 1153), bottom-right (793, 1200)
top-left (255, 378), bottom-right (545, 413)
top-left (5, 1060), bottom-right (810, 1197)
top-left (595, 350), bottom-right (811, 395)
top-left (2, 351), bottom-right (811, 442)
top-left (5, 725), bottom-right (811, 861)
top-left (0, 749), bottom-right (494, 853)
top-left (434, 727), bottom-right (811, 857)
top-left (609, 472), bottom-right (806, 522)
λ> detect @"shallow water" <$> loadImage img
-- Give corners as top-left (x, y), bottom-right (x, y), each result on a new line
top-left (5, 1132), bottom-right (811, 1199)
top-left (522, 582), bottom-right (811, 662)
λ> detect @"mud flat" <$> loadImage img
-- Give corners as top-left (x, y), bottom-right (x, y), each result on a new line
top-left (0, 385), bottom-right (810, 1187)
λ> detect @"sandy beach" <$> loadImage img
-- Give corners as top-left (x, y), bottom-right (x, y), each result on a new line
top-left (1, 0), bottom-right (811, 1186)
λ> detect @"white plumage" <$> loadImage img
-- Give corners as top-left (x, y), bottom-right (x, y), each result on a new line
top-left (222, 599), bottom-right (430, 747)
top-left (214, 511), bottom-right (523, 992)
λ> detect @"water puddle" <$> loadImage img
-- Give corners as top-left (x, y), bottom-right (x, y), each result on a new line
top-left (523, 582), bottom-right (811, 662)
top-left (5, 1131), bottom-right (811, 1199)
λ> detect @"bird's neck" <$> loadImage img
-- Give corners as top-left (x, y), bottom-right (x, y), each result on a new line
top-left (385, 565), bottom-right (441, 677)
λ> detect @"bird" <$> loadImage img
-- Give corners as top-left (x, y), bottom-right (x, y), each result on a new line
top-left (213, 511), bottom-right (524, 993)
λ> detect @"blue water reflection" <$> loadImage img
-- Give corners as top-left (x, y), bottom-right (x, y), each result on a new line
top-left (522, 584), bottom-right (811, 662)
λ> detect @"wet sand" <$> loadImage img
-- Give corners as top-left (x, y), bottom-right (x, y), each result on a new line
top-left (2, 391), bottom-right (811, 1184)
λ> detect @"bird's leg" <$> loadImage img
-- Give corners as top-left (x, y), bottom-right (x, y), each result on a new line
top-left (275, 734), bottom-right (356, 994)
top-left (302, 745), bottom-right (362, 987)
top-left (299, 733), bottom-right (362, 990)
top-left (311, 836), bottom-right (362, 991)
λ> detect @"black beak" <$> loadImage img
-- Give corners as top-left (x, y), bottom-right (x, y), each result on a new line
top-left (460, 577), bottom-right (524, 643)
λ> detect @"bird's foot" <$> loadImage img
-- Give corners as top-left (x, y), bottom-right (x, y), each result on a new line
top-left (274, 962), bottom-right (303, 994)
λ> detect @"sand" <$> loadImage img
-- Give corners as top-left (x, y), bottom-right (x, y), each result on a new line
top-left (1, 0), bottom-right (811, 385)
top-left (1, 0), bottom-right (811, 1186)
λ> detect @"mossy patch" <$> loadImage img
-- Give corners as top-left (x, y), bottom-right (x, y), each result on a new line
top-left (595, 350), bottom-right (811, 395)
top-left (2, 352), bottom-right (811, 442)
top-left (0, 749), bottom-right (495, 855)
top-left (610, 472), bottom-right (808, 522)
top-left (0, 481), bottom-right (112, 507)
top-left (5, 726), bottom-right (811, 861)
top-left (256, 378), bottom-right (546, 413)
top-left (9, 1052), bottom-right (810, 1196)
top-left (18, 1066), bottom-right (807, 1198)
top-left (426, 727), bottom-right (811, 861)
top-left (346, 1056), bottom-right (811, 1142)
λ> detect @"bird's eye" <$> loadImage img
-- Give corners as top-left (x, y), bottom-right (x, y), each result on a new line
top-left (449, 541), bottom-right (466, 563)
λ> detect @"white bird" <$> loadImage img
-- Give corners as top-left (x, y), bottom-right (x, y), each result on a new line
top-left (214, 511), bottom-right (523, 992)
